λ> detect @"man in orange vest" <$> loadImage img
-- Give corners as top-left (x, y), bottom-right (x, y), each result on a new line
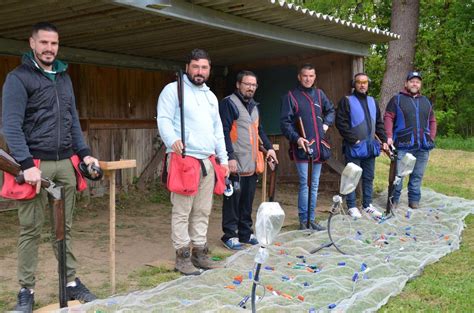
top-left (219, 70), bottom-right (277, 250)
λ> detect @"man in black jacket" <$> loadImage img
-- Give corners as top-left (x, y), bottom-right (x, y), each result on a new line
top-left (336, 73), bottom-right (388, 219)
top-left (2, 22), bottom-right (98, 312)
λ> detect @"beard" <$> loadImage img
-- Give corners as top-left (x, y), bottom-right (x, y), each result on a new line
top-left (35, 50), bottom-right (56, 67)
top-left (242, 91), bottom-right (254, 100)
top-left (408, 87), bottom-right (420, 94)
top-left (186, 73), bottom-right (207, 86)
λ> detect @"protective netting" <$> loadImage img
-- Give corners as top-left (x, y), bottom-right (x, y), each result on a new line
top-left (62, 189), bottom-right (473, 312)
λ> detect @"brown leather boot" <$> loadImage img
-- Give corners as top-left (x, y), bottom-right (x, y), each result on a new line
top-left (175, 246), bottom-right (202, 275)
top-left (192, 244), bottom-right (221, 270)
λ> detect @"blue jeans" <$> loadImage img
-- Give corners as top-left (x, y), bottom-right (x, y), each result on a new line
top-left (345, 156), bottom-right (376, 208)
top-left (393, 149), bottom-right (430, 204)
top-left (295, 162), bottom-right (322, 224)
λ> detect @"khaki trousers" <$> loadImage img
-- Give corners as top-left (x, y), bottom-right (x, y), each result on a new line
top-left (170, 158), bottom-right (214, 250)
top-left (16, 159), bottom-right (78, 288)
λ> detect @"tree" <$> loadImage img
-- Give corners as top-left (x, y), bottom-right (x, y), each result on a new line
top-left (379, 0), bottom-right (420, 111)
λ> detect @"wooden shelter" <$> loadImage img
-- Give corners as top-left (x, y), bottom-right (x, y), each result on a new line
top-left (0, 0), bottom-right (399, 195)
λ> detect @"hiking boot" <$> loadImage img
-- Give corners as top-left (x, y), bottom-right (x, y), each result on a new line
top-left (192, 244), bottom-right (220, 270)
top-left (363, 204), bottom-right (383, 219)
top-left (223, 237), bottom-right (244, 250)
top-left (14, 287), bottom-right (34, 313)
top-left (175, 246), bottom-right (202, 275)
top-left (409, 202), bottom-right (419, 209)
top-left (66, 278), bottom-right (97, 303)
top-left (242, 234), bottom-right (259, 245)
top-left (310, 221), bottom-right (326, 231)
top-left (348, 207), bottom-right (362, 218)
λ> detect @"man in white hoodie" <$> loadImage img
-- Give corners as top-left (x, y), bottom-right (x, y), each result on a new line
top-left (157, 49), bottom-right (229, 275)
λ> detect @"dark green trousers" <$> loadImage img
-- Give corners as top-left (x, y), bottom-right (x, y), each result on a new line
top-left (17, 159), bottom-right (78, 288)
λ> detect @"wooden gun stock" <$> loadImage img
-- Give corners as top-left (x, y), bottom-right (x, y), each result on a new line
top-left (385, 146), bottom-right (398, 215)
top-left (0, 149), bottom-right (22, 177)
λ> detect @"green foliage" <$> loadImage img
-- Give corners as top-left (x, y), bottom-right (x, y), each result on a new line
top-left (292, 0), bottom-right (473, 137)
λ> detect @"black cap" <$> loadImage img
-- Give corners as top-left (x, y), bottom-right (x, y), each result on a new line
top-left (406, 71), bottom-right (422, 81)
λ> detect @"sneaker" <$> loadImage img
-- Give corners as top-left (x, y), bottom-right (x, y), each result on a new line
top-left (310, 221), bottom-right (326, 231)
top-left (223, 237), bottom-right (244, 250)
top-left (409, 202), bottom-right (419, 209)
top-left (348, 207), bottom-right (362, 218)
top-left (299, 222), bottom-right (308, 230)
top-left (66, 278), bottom-right (97, 303)
top-left (242, 234), bottom-right (259, 245)
top-left (363, 204), bottom-right (383, 219)
top-left (14, 287), bottom-right (34, 313)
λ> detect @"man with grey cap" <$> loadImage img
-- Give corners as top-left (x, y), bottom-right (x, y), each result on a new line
top-left (383, 71), bottom-right (437, 209)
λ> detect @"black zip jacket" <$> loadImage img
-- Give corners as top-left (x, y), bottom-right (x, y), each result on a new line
top-left (1, 54), bottom-right (90, 170)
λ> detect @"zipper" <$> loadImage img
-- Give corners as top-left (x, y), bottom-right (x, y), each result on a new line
top-left (302, 91), bottom-right (320, 158)
top-left (409, 97), bottom-right (420, 148)
top-left (54, 82), bottom-right (61, 160)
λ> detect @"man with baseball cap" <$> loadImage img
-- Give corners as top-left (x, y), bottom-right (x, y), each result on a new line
top-left (384, 71), bottom-right (437, 209)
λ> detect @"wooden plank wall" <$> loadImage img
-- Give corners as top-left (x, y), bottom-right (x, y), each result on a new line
top-left (230, 52), bottom-right (354, 190)
top-left (1, 51), bottom-right (359, 194)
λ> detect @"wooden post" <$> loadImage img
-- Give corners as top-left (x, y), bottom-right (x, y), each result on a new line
top-left (99, 159), bottom-right (136, 294)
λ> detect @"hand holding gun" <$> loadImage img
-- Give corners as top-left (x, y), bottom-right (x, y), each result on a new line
top-left (0, 149), bottom-right (68, 307)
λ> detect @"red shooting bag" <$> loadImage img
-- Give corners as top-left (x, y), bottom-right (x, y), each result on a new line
top-left (166, 153), bottom-right (227, 196)
top-left (166, 152), bottom-right (201, 196)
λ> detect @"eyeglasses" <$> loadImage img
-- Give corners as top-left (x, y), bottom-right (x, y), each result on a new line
top-left (355, 80), bottom-right (369, 84)
top-left (240, 82), bottom-right (258, 88)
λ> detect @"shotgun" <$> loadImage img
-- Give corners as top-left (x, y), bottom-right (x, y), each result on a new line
top-left (0, 149), bottom-right (68, 307)
top-left (385, 145), bottom-right (397, 215)
top-left (177, 69), bottom-right (186, 157)
top-left (296, 117), bottom-right (313, 229)
top-left (258, 142), bottom-right (278, 202)
top-left (373, 135), bottom-right (397, 216)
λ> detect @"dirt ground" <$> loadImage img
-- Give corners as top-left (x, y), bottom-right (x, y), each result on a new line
top-left (0, 181), bottom-right (333, 310)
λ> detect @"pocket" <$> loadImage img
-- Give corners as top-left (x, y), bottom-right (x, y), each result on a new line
top-left (319, 139), bottom-right (332, 161)
top-left (347, 141), bottom-right (369, 159)
top-left (256, 151), bottom-right (265, 174)
top-left (422, 131), bottom-right (435, 150)
top-left (395, 128), bottom-right (414, 149)
top-left (371, 140), bottom-right (381, 157)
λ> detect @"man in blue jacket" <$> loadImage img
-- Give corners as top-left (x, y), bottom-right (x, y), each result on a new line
top-left (336, 73), bottom-right (388, 219)
top-left (280, 64), bottom-right (335, 230)
top-left (384, 71), bottom-right (437, 209)
top-left (2, 22), bottom-right (98, 312)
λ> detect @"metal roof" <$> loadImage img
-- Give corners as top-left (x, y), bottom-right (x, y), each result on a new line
top-left (0, 0), bottom-right (399, 69)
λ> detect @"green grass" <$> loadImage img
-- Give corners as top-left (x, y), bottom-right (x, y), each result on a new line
top-left (377, 147), bottom-right (474, 312)
top-left (129, 266), bottom-right (181, 289)
top-left (435, 136), bottom-right (474, 152)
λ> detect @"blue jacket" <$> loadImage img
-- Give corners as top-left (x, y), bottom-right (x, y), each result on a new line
top-left (384, 91), bottom-right (436, 151)
top-left (336, 91), bottom-right (386, 159)
top-left (280, 84), bottom-right (335, 162)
